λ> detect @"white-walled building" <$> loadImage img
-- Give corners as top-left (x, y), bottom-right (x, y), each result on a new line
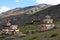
top-left (40, 15), bottom-right (55, 31)
top-left (2, 19), bottom-right (19, 35)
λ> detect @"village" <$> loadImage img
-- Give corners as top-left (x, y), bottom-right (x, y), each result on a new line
top-left (1, 0), bottom-right (60, 40)
top-left (0, 15), bottom-right (59, 40)
top-left (0, 15), bottom-right (57, 35)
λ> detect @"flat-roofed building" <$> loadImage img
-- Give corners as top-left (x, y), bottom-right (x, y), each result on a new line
top-left (2, 19), bottom-right (19, 35)
top-left (40, 15), bottom-right (55, 31)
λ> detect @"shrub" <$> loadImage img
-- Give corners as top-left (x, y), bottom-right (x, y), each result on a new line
top-left (50, 33), bottom-right (58, 37)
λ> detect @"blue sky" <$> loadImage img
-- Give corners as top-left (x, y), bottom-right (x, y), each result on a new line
top-left (0, 0), bottom-right (60, 13)
top-left (0, 0), bottom-right (37, 8)
top-left (0, 0), bottom-right (37, 13)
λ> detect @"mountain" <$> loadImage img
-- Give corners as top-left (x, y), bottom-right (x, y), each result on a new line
top-left (30, 4), bottom-right (60, 22)
top-left (0, 4), bottom-right (51, 18)
top-left (16, 4), bottom-right (60, 26)
top-left (0, 4), bottom-right (52, 26)
top-left (1, 4), bottom-right (60, 40)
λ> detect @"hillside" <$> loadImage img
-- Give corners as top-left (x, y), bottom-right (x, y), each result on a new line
top-left (0, 24), bottom-right (60, 40)
top-left (0, 4), bottom-right (60, 40)
top-left (31, 4), bottom-right (60, 22)
top-left (0, 4), bottom-right (51, 26)
top-left (18, 4), bottom-right (60, 26)
top-left (1, 4), bottom-right (60, 26)
top-left (26, 4), bottom-right (60, 23)
top-left (0, 4), bottom-right (51, 18)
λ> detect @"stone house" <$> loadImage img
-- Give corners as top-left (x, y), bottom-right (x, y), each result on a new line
top-left (40, 15), bottom-right (55, 31)
top-left (2, 19), bottom-right (19, 35)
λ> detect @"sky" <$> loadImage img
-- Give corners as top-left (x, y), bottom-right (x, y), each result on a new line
top-left (0, 0), bottom-right (60, 13)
